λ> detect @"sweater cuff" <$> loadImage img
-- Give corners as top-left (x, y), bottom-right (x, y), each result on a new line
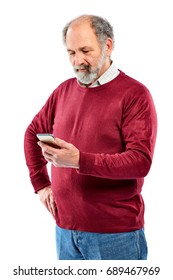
top-left (78, 151), bottom-right (95, 175)
top-left (30, 165), bottom-right (51, 193)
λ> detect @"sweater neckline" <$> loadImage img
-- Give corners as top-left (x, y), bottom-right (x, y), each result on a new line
top-left (75, 70), bottom-right (124, 92)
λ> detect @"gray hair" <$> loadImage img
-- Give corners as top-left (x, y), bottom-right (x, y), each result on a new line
top-left (62, 14), bottom-right (115, 49)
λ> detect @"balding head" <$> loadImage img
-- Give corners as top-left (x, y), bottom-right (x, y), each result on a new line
top-left (62, 14), bottom-right (114, 49)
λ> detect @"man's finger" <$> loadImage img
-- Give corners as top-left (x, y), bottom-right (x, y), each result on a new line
top-left (54, 138), bottom-right (70, 149)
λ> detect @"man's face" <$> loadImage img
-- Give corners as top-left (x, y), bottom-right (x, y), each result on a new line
top-left (65, 21), bottom-right (111, 85)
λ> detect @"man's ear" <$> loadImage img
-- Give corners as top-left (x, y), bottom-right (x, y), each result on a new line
top-left (106, 38), bottom-right (113, 56)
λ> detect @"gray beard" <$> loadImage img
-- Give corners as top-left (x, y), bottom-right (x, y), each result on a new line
top-left (75, 70), bottom-right (98, 85)
top-left (73, 47), bottom-right (107, 85)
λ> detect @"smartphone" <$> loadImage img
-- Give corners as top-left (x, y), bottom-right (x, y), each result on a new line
top-left (36, 133), bottom-right (59, 148)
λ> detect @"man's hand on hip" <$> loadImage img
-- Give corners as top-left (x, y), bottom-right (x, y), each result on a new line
top-left (37, 186), bottom-right (57, 218)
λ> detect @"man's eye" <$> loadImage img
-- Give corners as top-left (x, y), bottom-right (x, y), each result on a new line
top-left (82, 50), bottom-right (89, 53)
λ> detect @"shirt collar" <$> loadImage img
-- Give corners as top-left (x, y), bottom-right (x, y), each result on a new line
top-left (90, 61), bottom-right (119, 87)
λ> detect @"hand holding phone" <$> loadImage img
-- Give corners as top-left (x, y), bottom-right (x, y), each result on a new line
top-left (37, 134), bottom-right (80, 168)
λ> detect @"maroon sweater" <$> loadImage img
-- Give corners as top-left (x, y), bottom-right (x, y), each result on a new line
top-left (24, 71), bottom-right (157, 233)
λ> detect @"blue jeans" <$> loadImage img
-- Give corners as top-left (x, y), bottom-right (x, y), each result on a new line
top-left (55, 225), bottom-right (148, 260)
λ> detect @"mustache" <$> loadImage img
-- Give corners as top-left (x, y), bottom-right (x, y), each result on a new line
top-left (73, 65), bottom-right (90, 71)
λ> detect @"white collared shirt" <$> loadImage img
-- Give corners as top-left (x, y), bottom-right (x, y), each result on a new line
top-left (89, 62), bottom-right (120, 87)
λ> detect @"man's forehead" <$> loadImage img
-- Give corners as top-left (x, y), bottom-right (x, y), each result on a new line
top-left (66, 23), bottom-right (98, 46)
top-left (67, 20), bottom-right (94, 36)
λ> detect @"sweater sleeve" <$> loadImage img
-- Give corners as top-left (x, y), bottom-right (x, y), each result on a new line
top-left (24, 91), bottom-right (56, 192)
top-left (78, 87), bottom-right (157, 180)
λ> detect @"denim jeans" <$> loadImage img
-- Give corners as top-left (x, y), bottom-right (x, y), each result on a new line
top-left (55, 225), bottom-right (148, 260)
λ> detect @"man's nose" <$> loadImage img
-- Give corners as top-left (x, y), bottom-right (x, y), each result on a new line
top-left (74, 52), bottom-right (85, 65)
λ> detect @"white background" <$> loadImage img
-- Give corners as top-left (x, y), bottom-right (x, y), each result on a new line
top-left (0, 0), bottom-right (172, 277)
